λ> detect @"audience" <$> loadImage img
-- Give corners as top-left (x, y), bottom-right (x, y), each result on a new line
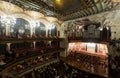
top-left (0, 44), bottom-right (60, 69)
top-left (0, 55), bottom-right (6, 67)
top-left (10, 53), bottom-right (58, 73)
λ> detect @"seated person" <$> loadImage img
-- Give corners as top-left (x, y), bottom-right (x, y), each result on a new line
top-left (0, 56), bottom-right (6, 66)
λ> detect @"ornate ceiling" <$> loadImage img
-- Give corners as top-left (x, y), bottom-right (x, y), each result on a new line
top-left (1, 0), bottom-right (119, 21)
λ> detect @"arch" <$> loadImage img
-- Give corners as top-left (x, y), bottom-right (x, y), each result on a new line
top-left (45, 17), bottom-right (58, 22)
top-left (16, 18), bottom-right (30, 34)
top-left (51, 25), bottom-right (57, 36)
top-left (0, 10), bottom-right (5, 16)
top-left (51, 21), bottom-right (61, 31)
top-left (0, 1), bottom-right (23, 13)
top-left (0, 11), bottom-right (6, 36)
top-left (35, 22), bottom-right (46, 36)
top-left (11, 13), bottom-right (33, 23)
top-left (36, 18), bottom-right (49, 27)
top-left (47, 22), bottom-right (58, 36)
top-left (10, 18), bottom-right (30, 38)
top-left (24, 11), bottom-right (45, 19)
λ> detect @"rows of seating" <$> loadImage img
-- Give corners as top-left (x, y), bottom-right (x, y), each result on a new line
top-left (0, 35), bottom-right (60, 40)
top-left (109, 55), bottom-right (120, 78)
top-left (66, 51), bottom-right (108, 77)
top-left (21, 61), bottom-right (78, 78)
top-left (11, 44), bottom-right (60, 58)
top-left (1, 52), bottom-right (59, 78)
top-left (20, 61), bottom-right (108, 78)
top-left (0, 57), bottom-right (109, 78)
top-left (33, 62), bottom-right (65, 78)
top-left (0, 43), bottom-right (61, 72)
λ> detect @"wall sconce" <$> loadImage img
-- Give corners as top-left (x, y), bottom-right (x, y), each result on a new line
top-left (99, 27), bottom-right (103, 31)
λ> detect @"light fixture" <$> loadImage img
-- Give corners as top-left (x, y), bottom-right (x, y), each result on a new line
top-left (0, 15), bottom-right (16, 26)
top-left (99, 27), bottom-right (103, 31)
top-left (36, 21), bottom-right (40, 28)
top-left (30, 21), bottom-right (42, 28)
top-left (19, 29), bottom-right (25, 34)
top-left (55, 0), bottom-right (62, 6)
top-left (48, 24), bottom-right (55, 30)
top-left (30, 21), bottom-right (36, 28)
top-left (56, 0), bottom-right (61, 3)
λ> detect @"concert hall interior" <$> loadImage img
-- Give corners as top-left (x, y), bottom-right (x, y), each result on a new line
top-left (0, 0), bottom-right (120, 78)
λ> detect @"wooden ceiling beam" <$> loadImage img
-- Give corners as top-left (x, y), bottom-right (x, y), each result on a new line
top-left (80, 0), bottom-right (92, 15)
top-left (85, 0), bottom-right (91, 6)
top-left (63, 0), bottom-right (94, 15)
top-left (103, 0), bottom-right (114, 10)
top-left (99, 0), bottom-right (104, 11)
top-left (87, 1), bottom-right (96, 14)
top-left (85, 0), bottom-right (98, 14)
top-left (80, 10), bottom-right (87, 16)
top-left (93, 0), bottom-right (100, 13)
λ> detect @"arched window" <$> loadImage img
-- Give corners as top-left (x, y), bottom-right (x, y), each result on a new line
top-left (48, 23), bottom-right (57, 37)
top-left (0, 16), bottom-right (6, 36)
top-left (10, 18), bottom-right (30, 38)
top-left (35, 22), bottom-right (46, 36)
top-left (51, 26), bottom-right (57, 36)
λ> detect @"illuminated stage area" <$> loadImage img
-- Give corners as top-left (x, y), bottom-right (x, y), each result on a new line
top-left (67, 42), bottom-right (108, 55)
top-left (63, 42), bottom-right (108, 78)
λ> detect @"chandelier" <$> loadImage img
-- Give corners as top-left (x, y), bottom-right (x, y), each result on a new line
top-left (0, 15), bottom-right (16, 26)
top-left (48, 23), bottom-right (55, 30)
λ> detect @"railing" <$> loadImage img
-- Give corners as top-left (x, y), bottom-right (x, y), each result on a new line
top-left (0, 37), bottom-right (64, 44)
top-left (68, 37), bottom-right (111, 42)
top-left (0, 48), bottom-right (64, 72)
top-left (0, 51), bottom-right (60, 78)
top-left (60, 51), bottom-right (108, 78)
